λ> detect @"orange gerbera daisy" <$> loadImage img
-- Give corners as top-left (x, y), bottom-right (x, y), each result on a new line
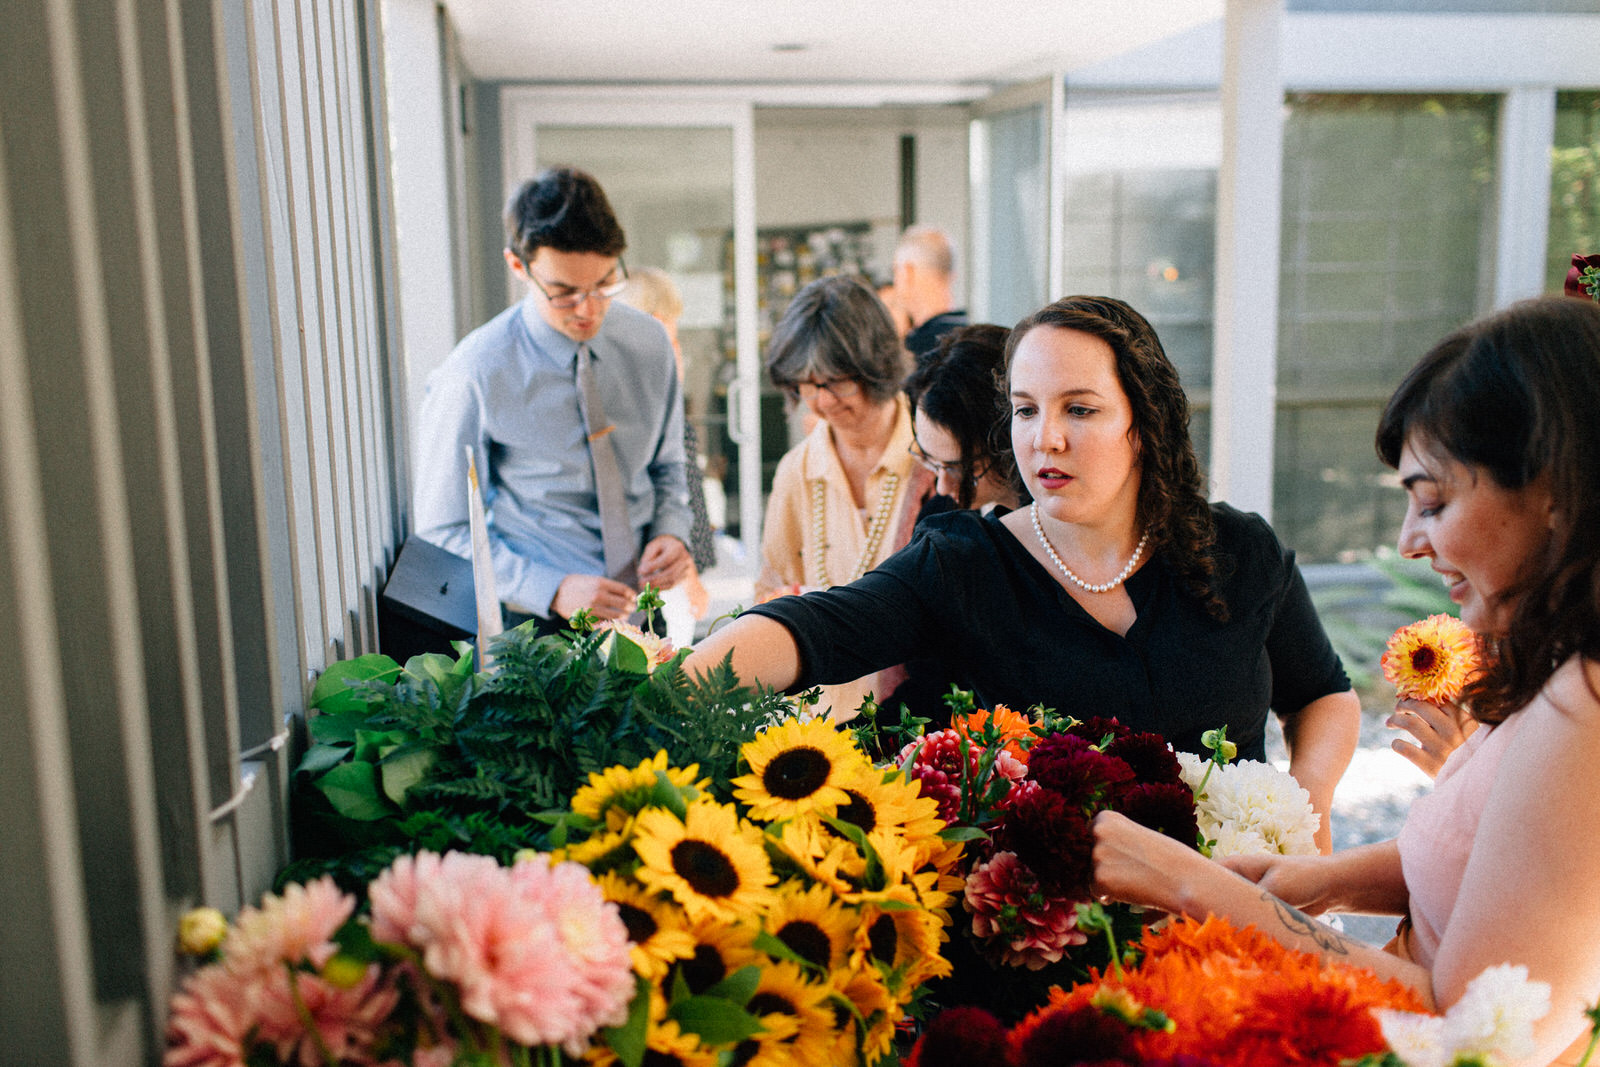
top-left (953, 704), bottom-right (1037, 763)
top-left (1381, 613), bottom-right (1481, 703)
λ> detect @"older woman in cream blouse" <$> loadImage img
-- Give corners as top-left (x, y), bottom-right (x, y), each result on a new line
top-left (755, 275), bottom-right (934, 720)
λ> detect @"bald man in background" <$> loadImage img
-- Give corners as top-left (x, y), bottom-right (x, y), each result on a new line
top-left (892, 225), bottom-right (968, 358)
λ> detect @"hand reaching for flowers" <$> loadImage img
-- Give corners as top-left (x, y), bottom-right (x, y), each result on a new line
top-left (1090, 809), bottom-right (1208, 915)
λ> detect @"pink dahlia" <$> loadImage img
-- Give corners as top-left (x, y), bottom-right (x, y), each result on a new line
top-left (371, 850), bottom-right (633, 1056)
top-left (164, 964), bottom-right (259, 1067)
top-left (253, 966), bottom-right (399, 1067)
top-left (368, 850), bottom-right (446, 945)
top-left (899, 729), bottom-right (1027, 823)
top-left (963, 851), bottom-right (1087, 970)
top-left (221, 876), bottom-right (355, 975)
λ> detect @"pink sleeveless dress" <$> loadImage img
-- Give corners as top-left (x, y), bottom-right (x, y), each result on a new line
top-left (1394, 711), bottom-right (1528, 967)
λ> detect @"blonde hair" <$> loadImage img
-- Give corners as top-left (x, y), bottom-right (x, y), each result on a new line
top-left (620, 266), bottom-right (683, 322)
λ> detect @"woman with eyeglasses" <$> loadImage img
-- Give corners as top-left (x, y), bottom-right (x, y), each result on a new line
top-left (692, 295), bottom-right (1359, 851)
top-left (754, 275), bottom-right (937, 721)
top-left (905, 323), bottom-right (1027, 516)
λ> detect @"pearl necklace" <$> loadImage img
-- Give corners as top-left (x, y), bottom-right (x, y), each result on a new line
top-left (1030, 502), bottom-right (1148, 594)
top-left (810, 471), bottom-right (900, 587)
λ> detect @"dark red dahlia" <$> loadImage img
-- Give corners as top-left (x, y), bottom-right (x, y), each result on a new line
top-left (1012, 1005), bottom-right (1139, 1067)
top-left (1104, 731), bottom-right (1184, 788)
top-left (906, 1006), bottom-right (1011, 1067)
top-left (1115, 781), bottom-right (1201, 847)
top-left (1028, 734), bottom-right (1135, 809)
top-left (993, 787), bottom-right (1095, 898)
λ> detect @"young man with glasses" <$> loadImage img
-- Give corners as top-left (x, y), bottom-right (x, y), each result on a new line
top-left (412, 166), bottom-right (693, 634)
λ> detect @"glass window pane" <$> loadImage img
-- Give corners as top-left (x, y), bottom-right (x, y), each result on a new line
top-left (1548, 91), bottom-right (1600, 293)
top-left (979, 104), bottom-right (1048, 327)
top-left (1275, 93), bottom-right (1496, 562)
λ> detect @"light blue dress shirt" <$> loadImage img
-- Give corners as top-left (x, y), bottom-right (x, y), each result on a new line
top-left (412, 297), bottom-right (691, 618)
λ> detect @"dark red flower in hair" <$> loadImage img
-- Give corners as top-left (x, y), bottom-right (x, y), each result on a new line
top-left (1566, 253), bottom-right (1600, 303)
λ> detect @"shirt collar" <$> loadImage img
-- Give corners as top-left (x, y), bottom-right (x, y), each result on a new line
top-left (517, 296), bottom-right (588, 366)
top-left (800, 394), bottom-right (915, 482)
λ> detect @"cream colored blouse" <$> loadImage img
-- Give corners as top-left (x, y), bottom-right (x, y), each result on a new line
top-left (755, 395), bottom-right (932, 720)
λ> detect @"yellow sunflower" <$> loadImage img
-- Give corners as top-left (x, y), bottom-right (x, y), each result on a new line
top-left (770, 815), bottom-right (863, 897)
top-left (765, 881), bottom-right (857, 974)
top-left (732, 717), bottom-right (870, 821)
top-left (633, 799), bottom-right (776, 923)
top-left (1381, 612), bottom-right (1481, 703)
top-left (728, 961), bottom-right (836, 1067)
top-left (827, 965), bottom-right (899, 1067)
top-left (668, 913), bottom-right (763, 997)
top-left (853, 897), bottom-right (951, 989)
top-left (557, 820), bottom-right (637, 874)
top-left (572, 751), bottom-right (706, 830)
top-left (594, 871), bottom-right (696, 981)
top-left (824, 763), bottom-right (947, 862)
top-left (585, 1016), bottom-right (716, 1067)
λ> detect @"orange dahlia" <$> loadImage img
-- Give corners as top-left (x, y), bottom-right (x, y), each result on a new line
top-left (953, 704), bottom-right (1038, 763)
top-left (1381, 613), bottom-right (1481, 703)
top-left (1011, 915), bottom-right (1429, 1067)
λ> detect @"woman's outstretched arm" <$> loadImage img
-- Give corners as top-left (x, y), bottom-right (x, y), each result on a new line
top-left (681, 613), bottom-right (803, 693)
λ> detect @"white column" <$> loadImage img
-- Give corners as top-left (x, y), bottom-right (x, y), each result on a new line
top-left (1494, 87), bottom-right (1557, 308)
top-left (381, 0), bottom-right (458, 441)
top-left (1209, 0), bottom-right (1284, 520)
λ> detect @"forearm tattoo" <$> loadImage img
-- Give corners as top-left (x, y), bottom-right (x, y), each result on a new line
top-left (1263, 893), bottom-right (1353, 957)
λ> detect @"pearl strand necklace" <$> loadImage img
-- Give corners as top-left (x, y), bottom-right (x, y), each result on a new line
top-left (1030, 502), bottom-right (1148, 594)
top-left (810, 472), bottom-right (900, 587)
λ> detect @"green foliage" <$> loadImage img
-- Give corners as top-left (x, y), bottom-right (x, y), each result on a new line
top-left (288, 624), bottom-right (794, 893)
top-left (1308, 550), bottom-right (1460, 699)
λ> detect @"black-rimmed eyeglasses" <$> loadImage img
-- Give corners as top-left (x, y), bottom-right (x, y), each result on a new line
top-left (520, 256), bottom-right (628, 309)
top-left (782, 377), bottom-right (862, 403)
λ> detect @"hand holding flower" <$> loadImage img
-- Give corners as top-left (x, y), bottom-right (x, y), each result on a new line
top-left (1090, 809), bottom-right (1203, 915)
top-left (1386, 694), bottom-right (1477, 778)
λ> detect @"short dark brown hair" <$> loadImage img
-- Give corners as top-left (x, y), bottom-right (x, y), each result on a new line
top-left (503, 166), bottom-right (625, 260)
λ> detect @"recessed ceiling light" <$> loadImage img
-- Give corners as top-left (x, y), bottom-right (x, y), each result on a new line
top-left (771, 42), bottom-right (808, 53)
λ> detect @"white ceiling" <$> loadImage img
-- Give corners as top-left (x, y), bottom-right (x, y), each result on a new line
top-left (440, 1), bottom-right (1224, 90)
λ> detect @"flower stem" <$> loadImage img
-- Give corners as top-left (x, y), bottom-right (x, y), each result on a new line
top-left (284, 965), bottom-right (341, 1067)
top-left (1574, 1003), bottom-right (1600, 1067)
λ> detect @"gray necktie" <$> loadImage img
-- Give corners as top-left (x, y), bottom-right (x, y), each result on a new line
top-left (575, 343), bottom-right (637, 586)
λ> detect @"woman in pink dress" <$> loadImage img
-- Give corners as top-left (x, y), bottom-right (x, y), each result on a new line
top-left (1092, 293), bottom-right (1600, 1066)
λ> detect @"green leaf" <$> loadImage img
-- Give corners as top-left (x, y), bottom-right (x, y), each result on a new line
top-left (353, 728), bottom-right (410, 763)
top-left (309, 654), bottom-right (400, 713)
top-left (296, 742), bottom-right (353, 776)
top-left (601, 977), bottom-right (652, 1067)
top-left (704, 964), bottom-right (761, 1005)
top-left (668, 995), bottom-right (765, 1045)
top-left (308, 708), bottom-right (369, 745)
top-left (608, 632), bottom-right (650, 675)
top-left (316, 761), bottom-right (396, 821)
top-left (938, 825), bottom-right (990, 843)
top-left (380, 746), bottom-right (437, 807)
top-left (332, 917), bottom-right (383, 962)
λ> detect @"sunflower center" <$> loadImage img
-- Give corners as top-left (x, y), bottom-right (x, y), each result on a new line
top-left (616, 902), bottom-right (658, 946)
top-left (1410, 645), bottom-right (1439, 673)
top-left (670, 839), bottom-right (741, 898)
top-left (835, 789), bottom-right (877, 833)
top-left (677, 944), bottom-right (727, 996)
top-left (867, 913), bottom-right (898, 964)
top-left (778, 920), bottom-right (832, 969)
top-left (642, 1052), bottom-right (688, 1067)
top-left (747, 992), bottom-right (798, 1018)
top-left (763, 746), bottom-right (832, 799)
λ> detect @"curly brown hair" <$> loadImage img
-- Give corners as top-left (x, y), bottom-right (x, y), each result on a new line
top-left (1376, 295), bottom-right (1600, 724)
top-left (1003, 295), bottom-right (1225, 620)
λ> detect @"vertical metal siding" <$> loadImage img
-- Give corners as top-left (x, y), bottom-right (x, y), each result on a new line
top-left (0, 0), bottom-right (405, 1061)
